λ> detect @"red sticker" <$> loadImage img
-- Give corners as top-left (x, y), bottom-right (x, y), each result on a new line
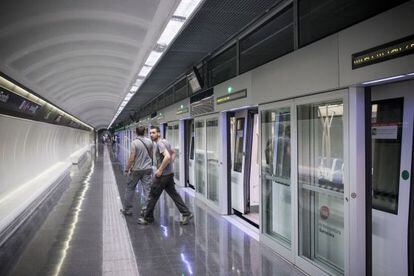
top-left (320, 205), bottom-right (330, 220)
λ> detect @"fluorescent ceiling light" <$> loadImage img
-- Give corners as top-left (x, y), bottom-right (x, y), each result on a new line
top-left (157, 18), bottom-right (185, 46)
top-left (174, 0), bottom-right (202, 18)
top-left (145, 50), bottom-right (163, 67)
top-left (362, 75), bottom-right (405, 85)
top-left (138, 65), bottom-right (152, 77)
top-left (135, 78), bottom-right (144, 86)
top-left (407, 72), bottom-right (414, 76)
top-left (130, 86), bottom-right (139, 93)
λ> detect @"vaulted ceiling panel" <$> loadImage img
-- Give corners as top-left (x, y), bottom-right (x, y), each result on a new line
top-left (0, 0), bottom-right (180, 129)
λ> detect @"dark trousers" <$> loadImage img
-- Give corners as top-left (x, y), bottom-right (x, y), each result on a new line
top-left (144, 174), bottom-right (191, 220)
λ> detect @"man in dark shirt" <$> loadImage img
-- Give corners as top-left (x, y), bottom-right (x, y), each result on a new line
top-left (138, 126), bottom-right (193, 225)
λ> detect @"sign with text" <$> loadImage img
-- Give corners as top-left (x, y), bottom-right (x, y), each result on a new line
top-left (176, 106), bottom-right (189, 115)
top-left (352, 34), bottom-right (414, 69)
top-left (216, 89), bottom-right (247, 105)
top-left (0, 86), bottom-right (41, 116)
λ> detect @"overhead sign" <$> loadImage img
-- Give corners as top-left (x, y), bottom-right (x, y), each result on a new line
top-left (216, 89), bottom-right (247, 105)
top-left (0, 86), bottom-right (41, 116)
top-left (0, 86), bottom-right (90, 131)
top-left (176, 106), bottom-right (189, 115)
top-left (352, 34), bottom-right (414, 69)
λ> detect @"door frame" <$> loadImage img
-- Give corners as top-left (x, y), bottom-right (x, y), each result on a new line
top-left (409, 127), bottom-right (414, 276)
top-left (243, 108), bottom-right (259, 214)
top-left (193, 113), bottom-right (222, 212)
top-left (183, 119), bottom-right (194, 188)
top-left (370, 81), bottom-right (414, 276)
top-left (226, 112), bottom-right (234, 215)
top-left (259, 98), bottom-right (297, 263)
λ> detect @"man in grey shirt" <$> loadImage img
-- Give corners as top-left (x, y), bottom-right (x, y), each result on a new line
top-left (138, 126), bottom-right (193, 225)
top-left (120, 126), bottom-right (153, 216)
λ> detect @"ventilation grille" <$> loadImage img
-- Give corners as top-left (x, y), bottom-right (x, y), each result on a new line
top-left (190, 96), bottom-right (214, 116)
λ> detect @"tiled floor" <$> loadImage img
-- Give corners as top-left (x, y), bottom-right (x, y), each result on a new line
top-left (111, 151), bottom-right (305, 276)
top-left (8, 145), bottom-right (306, 276)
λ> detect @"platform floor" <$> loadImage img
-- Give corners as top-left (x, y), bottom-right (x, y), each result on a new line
top-left (8, 146), bottom-right (305, 276)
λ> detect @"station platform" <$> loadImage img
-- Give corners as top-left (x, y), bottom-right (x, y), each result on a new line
top-left (6, 145), bottom-right (305, 276)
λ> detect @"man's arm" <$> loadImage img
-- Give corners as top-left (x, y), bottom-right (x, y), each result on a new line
top-left (124, 145), bottom-right (136, 175)
top-left (170, 148), bottom-right (176, 162)
top-left (155, 148), bottom-right (170, 177)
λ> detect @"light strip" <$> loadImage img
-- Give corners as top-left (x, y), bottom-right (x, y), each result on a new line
top-left (174, 0), bottom-right (202, 18)
top-left (157, 18), bottom-right (185, 47)
top-left (130, 86), bottom-right (139, 93)
top-left (108, 0), bottom-right (204, 129)
top-left (138, 65), bottom-right (152, 77)
top-left (362, 75), bottom-right (405, 85)
top-left (53, 161), bottom-right (94, 276)
top-left (145, 50), bottom-right (163, 67)
top-left (0, 76), bottom-right (94, 131)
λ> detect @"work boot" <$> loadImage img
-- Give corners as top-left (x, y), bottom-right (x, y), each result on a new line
top-left (137, 217), bottom-right (153, 225)
top-left (180, 213), bottom-right (193, 225)
top-left (120, 209), bottom-right (132, 216)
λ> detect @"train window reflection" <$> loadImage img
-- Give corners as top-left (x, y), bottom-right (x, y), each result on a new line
top-left (233, 118), bottom-right (245, 173)
top-left (297, 100), bottom-right (345, 275)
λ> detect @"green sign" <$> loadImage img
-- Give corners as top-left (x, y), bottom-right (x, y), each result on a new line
top-left (216, 89), bottom-right (247, 105)
top-left (176, 106), bottom-right (189, 115)
top-left (402, 170), bottom-right (410, 180)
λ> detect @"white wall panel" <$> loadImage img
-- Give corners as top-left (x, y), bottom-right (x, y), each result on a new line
top-left (251, 35), bottom-right (339, 105)
top-left (0, 115), bottom-right (93, 198)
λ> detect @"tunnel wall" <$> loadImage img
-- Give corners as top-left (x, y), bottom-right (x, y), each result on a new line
top-left (0, 114), bottom-right (93, 200)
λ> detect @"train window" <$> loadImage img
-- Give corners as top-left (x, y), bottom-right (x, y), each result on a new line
top-left (195, 120), bottom-right (206, 195)
top-left (261, 107), bottom-right (292, 246)
top-left (240, 4), bottom-right (293, 74)
top-left (190, 136), bottom-right (194, 160)
top-left (371, 98), bottom-right (403, 214)
top-left (233, 118), bottom-right (245, 173)
top-left (207, 45), bottom-right (237, 86)
top-left (206, 118), bottom-right (219, 203)
top-left (297, 100), bottom-right (345, 275)
top-left (298, 0), bottom-right (407, 47)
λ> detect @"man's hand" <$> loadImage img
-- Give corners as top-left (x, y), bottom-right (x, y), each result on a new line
top-left (155, 169), bottom-right (162, 177)
top-left (124, 169), bottom-right (130, 176)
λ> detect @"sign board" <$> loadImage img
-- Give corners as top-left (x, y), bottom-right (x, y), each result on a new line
top-left (352, 34), bottom-right (414, 69)
top-left (176, 106), bottom-right (189, 115)
top-left (0, 86), bottom-right (41, 116)
top-left (372, 125), bottom-right (399, 139)
top-left (216, 89), bottom-right (247, 105)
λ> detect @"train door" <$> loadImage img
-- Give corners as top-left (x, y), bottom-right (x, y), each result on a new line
top-left (371, 81), bottom-right (414, 276)
top-left (260, 91), bottom-right (348, 275)
top-left (165, 122), bottom-right (181, 185)
top-left (229, 108), bottom-right (259, 225)
top-left (260, 100), bottom-right (293, 261)
top-left (185, 119), bottom-right (195, 189)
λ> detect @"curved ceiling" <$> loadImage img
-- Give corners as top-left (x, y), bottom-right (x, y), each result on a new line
top-left (0, 0), bottom-right (180, 129)
top-left (115, 0), bottom-right (281, 125)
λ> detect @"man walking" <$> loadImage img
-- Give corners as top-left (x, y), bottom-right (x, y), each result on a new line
top-left (120, 126), bottom-right (153, 217)
top-left (138, 126), bottom-right (193, 225)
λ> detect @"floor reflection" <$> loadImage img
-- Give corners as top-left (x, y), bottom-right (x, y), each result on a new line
top-left (9, 149), bottom-right (103, 276)
top-left (125, 184), bottom-right (304, 276)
